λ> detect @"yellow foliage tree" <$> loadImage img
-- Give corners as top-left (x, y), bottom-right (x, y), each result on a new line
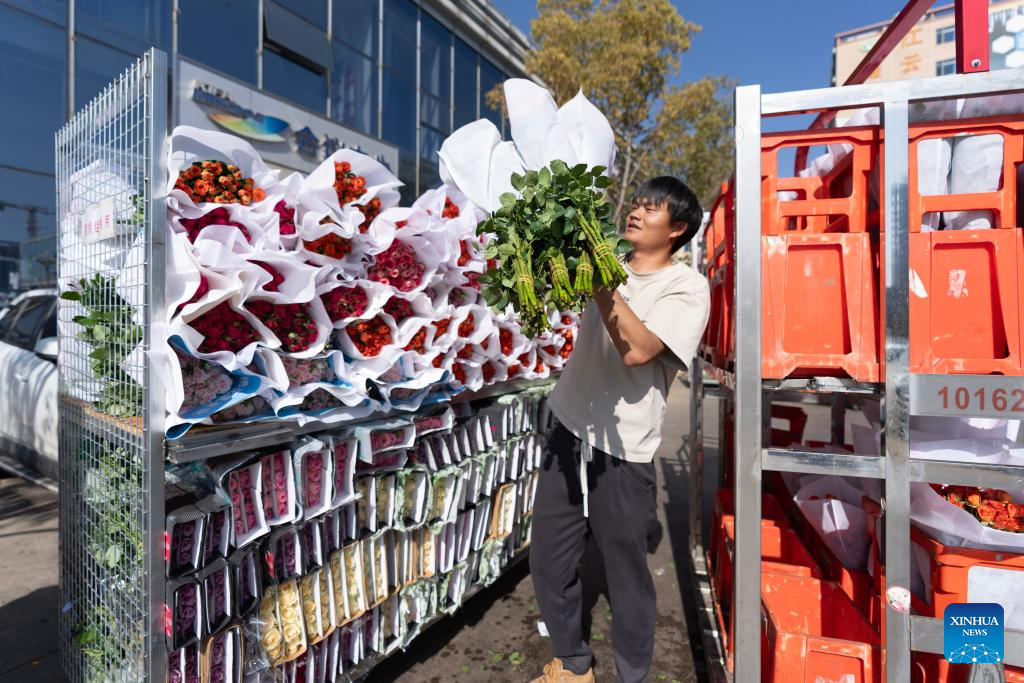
top-left (488, 0), bottom-right (733, 222)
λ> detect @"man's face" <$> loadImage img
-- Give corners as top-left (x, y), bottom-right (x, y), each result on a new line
top-left (624, 199), bottom-right (684, 252)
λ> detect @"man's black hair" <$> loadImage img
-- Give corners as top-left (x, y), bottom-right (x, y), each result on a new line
top-left (631, 176), bottom-right (703, 252)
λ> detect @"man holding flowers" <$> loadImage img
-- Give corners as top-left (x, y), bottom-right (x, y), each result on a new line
top-left (530, 177), bottom-right (710, 683)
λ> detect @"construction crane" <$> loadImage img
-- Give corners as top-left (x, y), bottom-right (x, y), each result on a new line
top-left (0, 200), bottom-right (55, 239)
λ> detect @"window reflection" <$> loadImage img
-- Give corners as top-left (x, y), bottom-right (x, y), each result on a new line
top-left (332, 41), bottom-right (377, 136)
top-left (75, 0), bottom-right (170, 56)
top-left (0, 6), bottom-right (66, 174)
top-left (264, 49), bottom-right (327, 114)
top-left (383, 0), bottom-right (417, 79)
top-left (334, 0), bottom-right (377, 57)
top-left (179, 0), bottom-right (258, 85)
top-left (480, 57), bottom-right (506, 134)
top-left (382, 71), bottom-right (416, 153)
top-left (74, 37), bottom-right (137, 109)
top-left (454, 38), bottom-right (478, 129)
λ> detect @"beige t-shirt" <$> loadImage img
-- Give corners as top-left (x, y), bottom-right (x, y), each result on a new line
top-left (548, 260), bottom-right (711, 463)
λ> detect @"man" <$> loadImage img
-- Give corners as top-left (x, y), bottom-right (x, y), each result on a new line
top-left (530, 176), bottom-right (711, 683)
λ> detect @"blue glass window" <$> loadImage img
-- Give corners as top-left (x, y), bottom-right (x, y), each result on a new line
top-left (382, 71), bottom-right (416, 153)
top-left (454, 38), bottom-right (478, 129)
top-left (75, 0), bottom-right (170, 56)
top-left (1, 0), bottom-right (66, 26)
top-left (936, 58), bottom-right (956, 76)
top-left (936, 25), bottom-right (956, 45)
top-left (0, 6), bottom-right (65, 175)
top-left (333, 0), bottom-right (377, 57)
top-left (420, 11), bottom-right (450, 132)
top-left (383, 0), bottom-right (416, 79)
top-left (263, 49), bottom-right (327, 114)
top-left (480, 57), bottom-right (505, 133)
top-left (280, 0), bottom-right (326, 30)
top-left (332, 40), bottom-right (377, 136)
top-left (74, 37), bottom-right (137, 109)
top-left (179, 0), bottom-right (258, 85)
top-left (0, 170), bottom-right (58, 245)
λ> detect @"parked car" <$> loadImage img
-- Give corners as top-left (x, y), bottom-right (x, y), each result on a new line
top-left (0, 289), bottom-right (58, 482)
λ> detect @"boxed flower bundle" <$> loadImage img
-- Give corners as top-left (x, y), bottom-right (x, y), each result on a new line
top-left (260, 451), bottom-right (298, 528)
top-left (198, 499), bottom-right (231, 565)
top-left (293, 438), bottom-right (333, 521)
top-left (167, 577), bottom-right (204, 650)
top-left (298, 567), bottom-right (336, 645)
top-left (229, 546), bottom-right (263, 620)
top-left (202, 624), bottom-right (242, 683)
top-left (301, 518), bottom-right (325, 570)
top-left (330, 436), bottom-right (360, 508)
top-left (199, 558), bottom-right (234, 635)
top-left (168, 643), bottom-right (202, 683)
top-left (266, 526), bottom-right (304, 583)
top-left (166, 503), bottom-right (206, 579)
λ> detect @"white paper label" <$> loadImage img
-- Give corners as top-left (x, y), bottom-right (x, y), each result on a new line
top-left (81, 197), bottom-right (117, 244)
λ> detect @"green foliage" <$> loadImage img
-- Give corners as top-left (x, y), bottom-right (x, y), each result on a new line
top-left (479, 162), bottom-right (628, 336)
top-left (63, 274), bottom-right (143, 417)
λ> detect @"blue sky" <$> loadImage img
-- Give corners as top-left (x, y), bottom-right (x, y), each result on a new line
top-left (491, 1), bottom-right (936, 94)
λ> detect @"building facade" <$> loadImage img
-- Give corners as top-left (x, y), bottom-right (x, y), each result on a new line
top-left (0, 0), bottom-right (529, 294)
top-left (834, 0), bottom-right (1024, 85)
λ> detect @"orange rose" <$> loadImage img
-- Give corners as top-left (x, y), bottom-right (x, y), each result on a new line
top-left (192, 179), bottom-right (211, 197)
top-left (967, 493), bottom-right (981, 507)
top-left (185, 165), bottom-right (201, 179)
top-left (208, 161), bottom-right (224, 175)
top-left (252, 188), bottom-right (266, 202)
top-left (976, 505), bottom-right (997, 523)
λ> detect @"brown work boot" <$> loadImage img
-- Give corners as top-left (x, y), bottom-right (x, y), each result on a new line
top-left (529, 658), bottom-right (595, 683)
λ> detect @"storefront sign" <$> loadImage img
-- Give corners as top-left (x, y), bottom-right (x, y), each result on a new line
top-left (176, 59), bottom-right (398, 173)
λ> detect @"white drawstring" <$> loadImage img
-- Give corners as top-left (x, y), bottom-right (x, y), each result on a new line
top-left (580, 440), bottom-right (593, 517)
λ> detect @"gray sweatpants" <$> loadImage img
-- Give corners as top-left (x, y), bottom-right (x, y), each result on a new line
top-left (530, 422), bottom-right (658, 683)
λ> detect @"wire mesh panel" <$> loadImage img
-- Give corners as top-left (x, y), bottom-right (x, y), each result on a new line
top-left (56, 49), bottom-right (167, 683)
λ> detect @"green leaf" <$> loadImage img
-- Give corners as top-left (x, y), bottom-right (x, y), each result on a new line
top-left (616, 239), bottom-right (632, 255)
top-left (594, 175), bottom-right (611, 189)
top-left (501, 278), bottom-right (514, 288)
top-left (550, 159), bottom-right (568, 176)
top-left (509, 652), bottom-right (525, 666)
top-left (591, 166), bottom-right (607, 177)
top-left (564, 206), bottom-right (576, 220)
top-left (497, 244), bottom-right (516, 256)
top-left (61, 291), bottom-right (81, 301)
top-left (510, 172), bottom-right (525, 191)
top-left (499, 192), bottom-right (516, 209)
top-left (461, 665), bottom-right (471, 674)
top-left (538, 167), bottom-right (552, 186)
top-left (89, 347), bottom-right (109, 361)
top-left (91, 325), bottom-right (109, 341)
top-left (571, 163), bottom-right (588, 177)
top-left (490, 651), bottom-right (505, 664)
top-left (103, 545), bottom-right (122, 568)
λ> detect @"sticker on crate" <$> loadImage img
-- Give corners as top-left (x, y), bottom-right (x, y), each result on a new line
top-left (944, 602), bottom-right (1004, 664)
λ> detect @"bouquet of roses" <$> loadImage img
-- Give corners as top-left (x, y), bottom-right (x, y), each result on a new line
top-left (175, 348), bottom-right (235, 412)
top-left (174, 160), bottom-right (266, 206)
top-left (244, 300), bottom-right (326, 355)
top-left (478, 161), bottom-right (629, 335)
top-left (934, 484), bottom-right (1024, 532)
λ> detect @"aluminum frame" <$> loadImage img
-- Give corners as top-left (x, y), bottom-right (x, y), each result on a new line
top-left (688, 67), bottom-right (1024, 682)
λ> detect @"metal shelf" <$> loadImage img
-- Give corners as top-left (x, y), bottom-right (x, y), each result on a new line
top-left (166, 378), bottom-right (557, 464)
top-left (688, 66), bottom-right (1024, 683)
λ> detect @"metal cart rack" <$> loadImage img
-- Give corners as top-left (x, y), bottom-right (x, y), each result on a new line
top-left (55, 48), bottom-right (552, 683)
top-left (687, 66), bottom-right (1024, 683)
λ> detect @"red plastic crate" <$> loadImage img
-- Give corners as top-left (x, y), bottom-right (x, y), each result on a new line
top-left (762, 232), bottom-right (880, 381)
top-left (761, 574), bottom-right (882, 683)
top-left (762, 125), bottom-right (882, 235)
top-left (712, 526), bottom-right (821, 672)
top-left (708, 489), bottom-right (791, 592)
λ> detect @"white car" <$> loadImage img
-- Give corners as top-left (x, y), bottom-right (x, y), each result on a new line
top-left (0, 289), bottom-right (58, 482)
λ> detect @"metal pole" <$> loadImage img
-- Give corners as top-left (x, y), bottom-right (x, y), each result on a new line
top-left (882, 98), bottom-right (912, 683)
top-left (688, 353), bottom-right (704, 560)
top-left (145, 47), bottom-right (170, 683)
top-left (732, 84), bottom-right (763, 683)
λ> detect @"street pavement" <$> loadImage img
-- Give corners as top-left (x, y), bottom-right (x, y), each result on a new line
top-left (0, 476), bottom-right (66, 682)
top-left (0, 379), bottom-right (719, 683)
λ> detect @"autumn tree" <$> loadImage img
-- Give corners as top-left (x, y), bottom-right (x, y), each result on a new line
top-left (489, 0), bottom-right (733, 224)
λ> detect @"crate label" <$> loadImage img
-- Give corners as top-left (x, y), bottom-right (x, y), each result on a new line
top-left (80, 198), bottom-right (116, 244)
top-left (911, 375), bottom-right (1024, 419)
